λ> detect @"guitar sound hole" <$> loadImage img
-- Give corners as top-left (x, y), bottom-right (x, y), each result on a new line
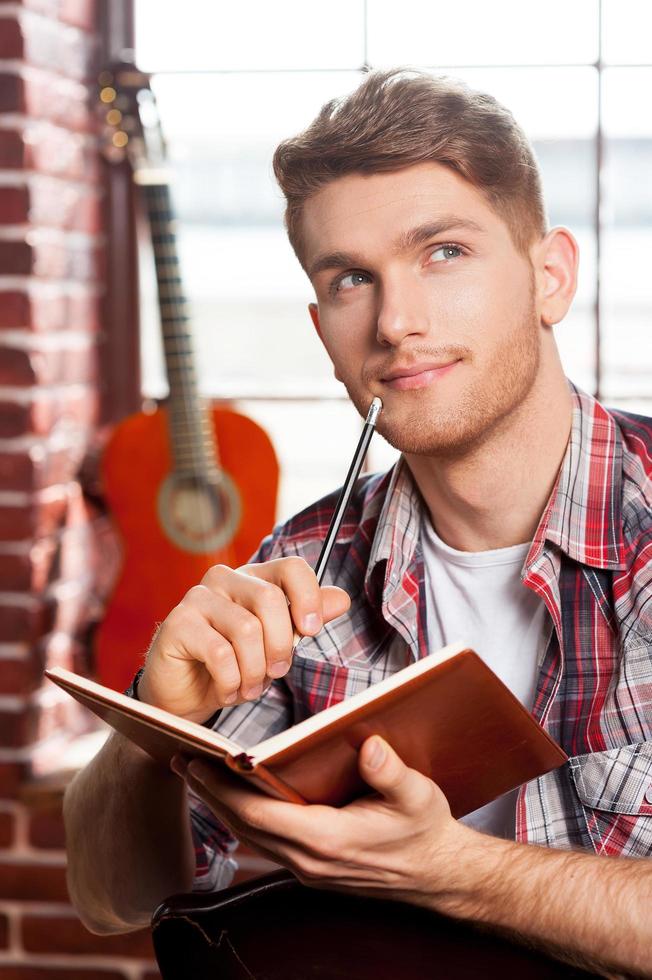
top-left (157, 472), bottom-right (242, 554)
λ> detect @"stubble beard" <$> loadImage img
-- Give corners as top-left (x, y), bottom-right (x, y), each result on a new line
top-left (343, 297), bottom-right (542, 460)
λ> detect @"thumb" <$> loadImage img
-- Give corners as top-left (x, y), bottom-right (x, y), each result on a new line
top-left (320, 585), bottom-right (351, 624)
top-left (358, 736), bottom-right (427, 809)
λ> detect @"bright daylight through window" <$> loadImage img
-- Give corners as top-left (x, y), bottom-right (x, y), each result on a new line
top-left (134, 0), bottom-right (652, 521)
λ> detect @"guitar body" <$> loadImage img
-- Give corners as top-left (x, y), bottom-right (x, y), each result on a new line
top-left (96, 403), bottom-right (279, 692)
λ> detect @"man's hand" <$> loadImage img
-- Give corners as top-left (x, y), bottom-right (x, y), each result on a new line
top-left (173, 735), bottom-right (467, 907)
top-left (176, 740), bottom-right (652, 978)
top-left (136, 557), bottom-right (351, 724)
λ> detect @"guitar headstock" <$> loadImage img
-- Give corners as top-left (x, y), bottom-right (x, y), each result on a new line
top-left (98, 60), bottom-right (167, 176)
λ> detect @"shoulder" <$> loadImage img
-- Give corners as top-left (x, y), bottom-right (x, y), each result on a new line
top-left (609, 406), bottom-right (652, 643)
top-left (610, 405), bottom-right (652, 520)
top-left (611, 406), bottom-right (652, 479)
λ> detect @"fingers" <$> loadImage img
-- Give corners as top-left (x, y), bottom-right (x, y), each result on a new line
top-left (242, 558), bottom-right (351, 634)
top-left (357, 737), bottom-right (434, 813)
top-left (156, 558), bottom-right (351, 710)
top-left (186, 588), bottom-right (269, 699)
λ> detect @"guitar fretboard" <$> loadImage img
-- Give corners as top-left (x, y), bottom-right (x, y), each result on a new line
top-left (142, 181), bottom-right (220, 482)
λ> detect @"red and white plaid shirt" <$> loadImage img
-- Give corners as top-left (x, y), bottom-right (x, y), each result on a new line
top-left (189, 384), bottom-right (652, 891)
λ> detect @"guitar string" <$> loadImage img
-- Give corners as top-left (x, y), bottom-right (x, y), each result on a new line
top-left (148, 182), bottom-right (223, 549)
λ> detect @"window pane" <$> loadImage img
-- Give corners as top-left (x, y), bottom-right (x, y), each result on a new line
top-left (602, 0), bottom-right (652, 65)
top-left (139, 72), bottom-right (361, 400)
top-left (135, 0), bottom-right (365, 72)
top-left (367, 0), bottom-right (598, 67)
top-left (444, 68), bottom-right (599, 391)
top-left (139, 67), bottom-right (599, 400)
top-left (601, 68), bottom-right (652, 400)
top-left (241, 400), bottom-right (375, 524)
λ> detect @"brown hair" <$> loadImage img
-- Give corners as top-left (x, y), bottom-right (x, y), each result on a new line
top-left (273, 69), bottom-right (548, 270)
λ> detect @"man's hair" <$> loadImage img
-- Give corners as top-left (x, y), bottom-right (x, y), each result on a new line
top-left (273, 69), bottom-right (548, 270)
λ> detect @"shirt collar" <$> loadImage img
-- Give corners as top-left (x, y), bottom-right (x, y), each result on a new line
top-left (528, 383), bottom-right (627, 571)
top-left (365, 382), bottom-right (627, 587)
top-left (365, 456), bottom-right (422, 602)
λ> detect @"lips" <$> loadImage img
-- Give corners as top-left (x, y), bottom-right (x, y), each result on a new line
top-left (382, 361), bottom-right (456, 382)
top-left (380, 360), bottom-right (460, 391)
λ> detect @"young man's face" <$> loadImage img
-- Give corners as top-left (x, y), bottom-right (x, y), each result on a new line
top-left (302, 161), bottom-right (547, 457)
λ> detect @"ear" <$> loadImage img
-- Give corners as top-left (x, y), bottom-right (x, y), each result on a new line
top-left (535, 227), bottom-right (579, 328)
top-left (308, 302), bottom-right (322, 339)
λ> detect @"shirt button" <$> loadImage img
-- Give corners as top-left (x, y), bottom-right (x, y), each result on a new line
top-left (645, 785), bottom-right (652, 805)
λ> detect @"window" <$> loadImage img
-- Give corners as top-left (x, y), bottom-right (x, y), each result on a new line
top-left (133, 0), bottom-right (652, 521)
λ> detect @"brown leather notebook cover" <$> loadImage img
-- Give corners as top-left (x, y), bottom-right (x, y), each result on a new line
top-left (45, 642), bottom-right (567, 817)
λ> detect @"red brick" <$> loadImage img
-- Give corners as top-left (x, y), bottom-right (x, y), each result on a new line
top-left (0, 291), bottom-right (30, 328)
top-left (0, 525), bottom-right (93, 591)
top-left (0, 12), bottom-right (96, 81)
top-left (0, 443), bottom-right (81, 492)
top-left (0, 186), bottom-right (29, 224)
top-left (0, 602), bottom-right (48, 643)
top-left (0, 69), bottom-right (94, 131)
top-left (0, 860), bottom-right (68, 901)
top-left (27, 805), bottom-right (64, 848)
top-left (0, 386), bottom-right (98, 437)
top-left (0, 688), bottom-right (89, 748)
top-left (0, 238), bottom-right (102, 281)
top-left (0, 703), bottom-right (41, 748)
top-left (0, 178), bottom-right (102, 233)
top-left (0, 654), bottom-right (42, 695)
top-left (22, 911), bottom-right (155, 957)
top-left (0, 241), bottom-right (31, 275)
top-left (0, 761), bottom-right (29, 800)
top-left (0, 289), bottom-right (101, 333)
top-left (0, 810), bottom-right (15, 847)
top-left (0, 344), bottom-right (97, 386)
top-left (0, 17), bottom-right (22, 59)
top-left (0, 489), bottom-right (69, 540)
top-left (0, 0), bottom-right (99, 32)
top-left (0, 128), bottom-right (24, 168)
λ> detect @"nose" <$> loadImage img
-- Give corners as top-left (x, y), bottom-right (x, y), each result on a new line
top-left (375, 271), bottom-right (429, 348)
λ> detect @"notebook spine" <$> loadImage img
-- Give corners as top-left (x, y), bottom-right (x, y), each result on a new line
top-left (226, 753), bottom-right (308, 805)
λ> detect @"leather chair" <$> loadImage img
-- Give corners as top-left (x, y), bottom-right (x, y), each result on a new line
top-left (151, 870), bottom-right (602, 979)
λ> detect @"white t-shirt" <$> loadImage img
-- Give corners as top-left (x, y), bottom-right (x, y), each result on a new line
top-left (420, 517), bottom-right (551, 839)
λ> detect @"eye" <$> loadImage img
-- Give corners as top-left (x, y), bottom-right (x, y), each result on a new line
top-left (332, 271), bottom-right (371, 294)
top-left (428, 243), bottom-right (465, 263)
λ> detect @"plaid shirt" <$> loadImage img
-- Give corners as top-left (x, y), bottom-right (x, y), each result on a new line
top-left (189, 384), bottom-right (652, 891)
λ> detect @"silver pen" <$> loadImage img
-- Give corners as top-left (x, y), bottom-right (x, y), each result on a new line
top-left (291, 396), bottom-right (383, 649)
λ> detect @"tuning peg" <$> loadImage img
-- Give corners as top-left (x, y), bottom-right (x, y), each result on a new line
top-left (100, 86), bottom-right (117, 104)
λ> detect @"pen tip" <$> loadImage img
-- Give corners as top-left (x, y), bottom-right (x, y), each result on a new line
top-left (367, 397), bottom-right (383, 425)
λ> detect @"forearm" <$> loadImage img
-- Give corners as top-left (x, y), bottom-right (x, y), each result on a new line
top-left (435, 826), bottom-right (652, 978)
top-left (63, 731), bottom-right (195, 934)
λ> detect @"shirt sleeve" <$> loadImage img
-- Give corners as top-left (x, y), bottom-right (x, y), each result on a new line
top-left (187, 524), bottom-right (295, 892)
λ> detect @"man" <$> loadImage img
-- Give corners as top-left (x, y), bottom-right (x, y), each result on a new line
top-left (64, 70), bottom-right (652, 976)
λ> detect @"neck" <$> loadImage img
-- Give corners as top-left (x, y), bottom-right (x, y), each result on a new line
top-left (405, 367), bottom-right (573, 552)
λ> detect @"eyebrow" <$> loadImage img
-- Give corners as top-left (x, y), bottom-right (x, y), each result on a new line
top-left (307, 215), bottom-right (486, 279)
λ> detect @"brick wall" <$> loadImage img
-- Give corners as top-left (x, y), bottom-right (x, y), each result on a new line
top-left (0, 2), bottom-right (277, 975)
top-left (0, 0), bottom-right (165, 974)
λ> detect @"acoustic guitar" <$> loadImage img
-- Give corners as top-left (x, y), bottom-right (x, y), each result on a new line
top-left (95, 64), bottom-right (279, 692)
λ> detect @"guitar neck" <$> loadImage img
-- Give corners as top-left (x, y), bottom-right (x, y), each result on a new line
top-left (140, 179), bottom-right (219, 481)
